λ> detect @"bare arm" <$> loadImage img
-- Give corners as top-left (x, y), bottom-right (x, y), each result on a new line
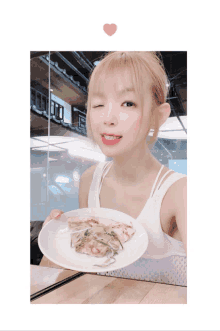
top-left (42, 209), bottom-right (64, 228)
top-left (78, 164), bottom-right (97, 208)
top-left (173, 177), bottom-right (187, 255)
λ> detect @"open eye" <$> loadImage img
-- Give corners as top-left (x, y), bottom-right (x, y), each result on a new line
top-left (122, 101), bottom-right (136, 107)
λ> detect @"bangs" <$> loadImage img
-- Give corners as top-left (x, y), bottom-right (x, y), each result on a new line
top-left (87, 52), bottom-right (147, 111)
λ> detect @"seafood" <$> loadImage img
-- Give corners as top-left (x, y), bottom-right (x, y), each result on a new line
top-left (68, 216), bottom-right (135, 267)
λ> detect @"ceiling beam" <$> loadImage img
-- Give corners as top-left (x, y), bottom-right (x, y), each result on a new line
top-left (56, 52), bottom-right (89, 84)
top-left (30, 51), bottom-right (56, 59)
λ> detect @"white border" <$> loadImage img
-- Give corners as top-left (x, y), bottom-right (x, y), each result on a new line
top-left (2, 1), bottom-right (220, 330)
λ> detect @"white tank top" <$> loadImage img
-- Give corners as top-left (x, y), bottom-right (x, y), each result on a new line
top-left (88, 161), bottom-right (187, 259)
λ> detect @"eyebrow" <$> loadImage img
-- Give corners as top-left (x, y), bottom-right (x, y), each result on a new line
top-left (92, 87), bottom-right (135, 98)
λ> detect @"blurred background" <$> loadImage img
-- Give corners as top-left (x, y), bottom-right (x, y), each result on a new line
top-left (30, 51), bottom-right (187, 222)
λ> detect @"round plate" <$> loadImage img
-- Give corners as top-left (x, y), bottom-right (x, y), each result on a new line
top-left (38, 208), bottom-right (148, 272)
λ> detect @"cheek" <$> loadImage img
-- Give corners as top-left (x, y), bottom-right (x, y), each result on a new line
top-left (119, 112), bottom-right (141, 131)
top-left (119, 112), bottom-right (129, 121)
top-left (134, 116), bottom-right (141, 131)
top-left (90, 111), bottom-right (103, 126)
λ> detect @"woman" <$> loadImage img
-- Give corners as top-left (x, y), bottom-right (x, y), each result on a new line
top-left (43, 52), bottom-right (187, 285)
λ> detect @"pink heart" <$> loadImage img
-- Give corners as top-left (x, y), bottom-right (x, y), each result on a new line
top-left (103, 24), bottom-right (117, 36)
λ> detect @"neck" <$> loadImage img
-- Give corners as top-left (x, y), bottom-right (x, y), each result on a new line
top-left (110, 142), bottom-right (161, 185)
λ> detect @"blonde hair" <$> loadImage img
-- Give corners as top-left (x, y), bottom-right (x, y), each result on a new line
top-left (86, 51), bottom-right (170, 146)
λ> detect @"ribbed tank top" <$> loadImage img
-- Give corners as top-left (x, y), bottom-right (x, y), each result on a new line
top-left (88, 161), bottom-right (187, 259)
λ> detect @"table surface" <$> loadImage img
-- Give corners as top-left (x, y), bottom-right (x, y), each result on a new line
top-left (31, 256), bottom-right (187, 304)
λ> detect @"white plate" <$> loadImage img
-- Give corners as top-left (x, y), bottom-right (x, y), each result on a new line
top-left (38, 208), bottom-right (148, 272)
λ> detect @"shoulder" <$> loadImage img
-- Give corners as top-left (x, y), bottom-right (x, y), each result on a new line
top-left (169, 173), bottom-right (187, 196)
top-left (166, 172), bottom-right (187, 205)
top-left (81, 164), bottom-right (98, 181)
top-left (168, 173), bottom-right (187, 225)
top-left (158, 165), bottom-right (186, 194)
top-left (169, 174), bottom-right (187, 253)
top-left (162, 172), bottom-right (187, 250)
top-left (78, 164), bottom-right (98, 208)
top-left (160, 171), bottom-right (187, 217)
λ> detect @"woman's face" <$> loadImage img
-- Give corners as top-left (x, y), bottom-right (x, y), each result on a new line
top-left (89, 70), bottom-right (153, 157)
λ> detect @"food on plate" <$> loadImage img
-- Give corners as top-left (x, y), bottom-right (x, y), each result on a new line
top-left (67, 216), bottom-right (135, 267)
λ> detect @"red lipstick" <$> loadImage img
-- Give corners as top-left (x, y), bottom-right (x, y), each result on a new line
top-left (101, 133), bottom-right (122, 146)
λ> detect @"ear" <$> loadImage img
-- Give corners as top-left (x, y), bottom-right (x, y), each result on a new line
top-left (151, 103), bottom-right (171, 129)
top-left (158, 102), bottom-right (171, 127)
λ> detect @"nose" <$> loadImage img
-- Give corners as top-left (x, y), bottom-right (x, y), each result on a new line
top-left (104, 118), bottom-right (116, 126)
top-left (103, 102), bottom-right (117, 126)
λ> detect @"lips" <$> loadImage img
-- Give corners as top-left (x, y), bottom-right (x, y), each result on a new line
top-left (101, 133), bottom-right (123, 146)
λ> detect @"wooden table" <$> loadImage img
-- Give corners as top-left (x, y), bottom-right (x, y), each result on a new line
top-left (31, 263), bottom-right (187, 304)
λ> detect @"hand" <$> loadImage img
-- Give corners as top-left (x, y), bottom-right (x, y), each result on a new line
top-left (43, 209), bottom-right (64, 228)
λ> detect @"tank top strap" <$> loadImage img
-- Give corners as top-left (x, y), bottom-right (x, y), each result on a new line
top-left (154, 172), bottom-right (187, 207)
top-left (98, 160), bottom-right (113, 196)
top-left (149, 165), bottom-right (164, 198)
top-left (151, 168), bottom-right (174, 197)
top-left (88, 161), bottom-right (113, 208)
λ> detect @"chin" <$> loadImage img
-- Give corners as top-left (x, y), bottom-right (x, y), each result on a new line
top-left (100, 145), bottom-right (130, 158)
top-left (96, 135), bottom-right (138, 158)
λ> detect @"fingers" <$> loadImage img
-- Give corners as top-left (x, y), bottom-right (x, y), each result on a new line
top-left (50, 209), bottom-right (64, 219)
top-left (43, 209), bottom-right (64, 228)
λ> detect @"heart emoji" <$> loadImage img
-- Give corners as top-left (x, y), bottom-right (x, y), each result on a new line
top-left (103, 24), bottom-right (117, 36)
